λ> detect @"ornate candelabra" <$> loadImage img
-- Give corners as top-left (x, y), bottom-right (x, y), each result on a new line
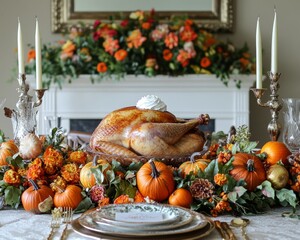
top-left (251, 72), bottom-right (282, 141)
top-left (3, 74), bottom-right (47, 144)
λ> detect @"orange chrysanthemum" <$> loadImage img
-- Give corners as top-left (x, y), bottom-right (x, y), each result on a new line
top-left (114, 194), bottom-right (133, 204)
top-left (60, 163), bottom-right (80, 184)
top-left (98, 197), bottom-right (110, 207)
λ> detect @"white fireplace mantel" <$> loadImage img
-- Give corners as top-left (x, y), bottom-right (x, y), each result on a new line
top-left (28, 74), bottom-right (255, 135)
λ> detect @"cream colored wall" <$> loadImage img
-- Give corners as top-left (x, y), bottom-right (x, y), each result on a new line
top-left (0, 0), bottom-right (299, 146)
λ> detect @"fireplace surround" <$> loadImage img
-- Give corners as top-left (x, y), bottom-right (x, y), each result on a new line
top-left (28, 74), bottom-right (255, 135)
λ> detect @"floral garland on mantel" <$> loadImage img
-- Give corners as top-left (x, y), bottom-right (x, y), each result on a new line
top-left (24, 10), bottom-right (255, 89)
top-left (0, 126), bottom-right (299, 218)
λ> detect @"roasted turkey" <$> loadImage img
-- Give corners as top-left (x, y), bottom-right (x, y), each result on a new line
top-left (90, 106), bottom-right (209, 157)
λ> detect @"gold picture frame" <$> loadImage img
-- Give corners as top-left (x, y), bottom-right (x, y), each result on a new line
top-left (51, 0), bottom-right (233, 33)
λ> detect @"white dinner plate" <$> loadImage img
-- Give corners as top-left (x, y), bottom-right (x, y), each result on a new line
top-left (78, 206), bottom-right (208, 237)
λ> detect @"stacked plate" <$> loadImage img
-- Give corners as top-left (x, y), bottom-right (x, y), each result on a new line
top-left (71, 203), bottom-right (215, 240)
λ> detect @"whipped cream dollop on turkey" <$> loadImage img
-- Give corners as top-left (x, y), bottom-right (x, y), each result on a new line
top-left (90, 96), bottom-right (209, 158)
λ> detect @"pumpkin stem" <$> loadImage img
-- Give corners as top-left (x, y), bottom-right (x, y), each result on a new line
top-left (149, 159), bottom-right (160, 178)
top-left (92, 155), bottom-right (98, 167)
top-left (28, 179), bottom-right (40, 191)
top-left (246, 159), bottom-right (255, 172)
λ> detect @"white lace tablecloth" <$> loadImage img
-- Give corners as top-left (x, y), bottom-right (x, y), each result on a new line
top-left (0, 207), bottom-right (299, 240)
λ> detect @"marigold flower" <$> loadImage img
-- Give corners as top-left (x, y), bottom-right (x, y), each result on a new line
top-left (127, 29), bottom-right (146, 48)
top-left (114, 194), bottom-right (134, 204)
top-left (165, 32), bottom-right (178, 49)
top-left (114, 49), bottom-right (128, 62)
top-left (27, 49), bottom-right (35, 62)
top-left (69, 150), bottom-right (87, 165)
top-left (43, 146), bottom-right (64, 175)
top-left (163, 49), bottom-right (173, 61)
top-left (50, 176), bottom-right (67, 192)
top-left (103, 37), bottom-right (119, 55)
top-left (134, 191), bottom-right (145, 203)
top-left (200, 57), bottom-right (212, 68)
top-left (97, 62), bottom-right (108, 73)
top-left (27, 164), bottom-right (45, 181)
top-left (3, 169), bottom-right (21, 186)
top-left (98, 197), bottom-right (110, 207)
top-left (60, 163), bottom-right (80, 184)
top-left (214, 173), bottom-right (228, 186)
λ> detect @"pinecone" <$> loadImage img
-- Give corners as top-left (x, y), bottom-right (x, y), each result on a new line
top-left (190, 178), bottom-right (215, 200)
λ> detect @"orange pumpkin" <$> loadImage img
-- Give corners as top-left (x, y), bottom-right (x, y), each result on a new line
top-left (53, 184), bottom-right (83, 209)
top-left (179, 153), bottom-right (210, 178)
top-left (230, 153), bottom-right (266, 192)
top-left (21, 179), bottom-right (54, 214)
top-left (261, 141), bottom-right (291, 165)
top-left (168, 188), bottom-right (193, 208)
top-left (136, 159), bottom-right (175, 202)
top-left (80, 156), bottom-right (111, 188)
top-left (0, 140), bottom-right (18, 166)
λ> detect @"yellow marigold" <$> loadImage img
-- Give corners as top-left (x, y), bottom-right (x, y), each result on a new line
top-left (60, 163), bottom-right (80, 184)
top-left (50, 176), bottom-right (67, 192)
top-left (3, 169), bottom-right (21, 186)
top-left (214, 173), bottom-right (228, 186)
top-left (17, 168), bottom-right (27, 177)
top-left (69, 151), bottom-right (87, 165)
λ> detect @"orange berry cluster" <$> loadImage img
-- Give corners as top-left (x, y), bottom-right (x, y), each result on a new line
top-left (289, 153), bottom-right (300, 193)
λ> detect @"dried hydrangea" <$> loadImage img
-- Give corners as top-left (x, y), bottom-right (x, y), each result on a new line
top-left (89, 185), bottom-right (105, 203)
top-left (190, 178), bottom-right (215, 200)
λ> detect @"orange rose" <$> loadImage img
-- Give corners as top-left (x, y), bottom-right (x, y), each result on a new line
top-left (114, 49), bottom-right (128, 61)
top-left (97, 62), bottom-right (108, 73)
top-left (163, 49), bottom-right (173, 61)
top-left (142, 22), bottom-right (151, 30)
top-left (200, 57), bottom-right (211, 68)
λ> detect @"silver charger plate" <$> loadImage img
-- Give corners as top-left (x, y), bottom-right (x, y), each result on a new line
top-left (72, 216), bottom-right (214, 240)
top-left (78, 208), bottom-right (208, 237)
top-left (91, 203), bottom-right (194, 230)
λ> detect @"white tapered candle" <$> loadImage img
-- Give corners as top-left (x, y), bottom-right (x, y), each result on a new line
top-left (271, 10), bottom-right (278, 73)
top-left (256, 17), bottom-right (262, 89)
top-left (17, 18), bottom-right (25, 77)
top-left (35, 18), bottom-right (42, 89)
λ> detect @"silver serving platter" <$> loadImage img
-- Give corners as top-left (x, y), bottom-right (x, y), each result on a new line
top-left (78, 205), bottom-right (208, 237)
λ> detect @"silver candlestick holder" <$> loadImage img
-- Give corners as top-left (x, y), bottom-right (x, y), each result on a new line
top-left (251, 72), bottom-right (282, 141)
top-left (3, 74), bottom-right (47, 144)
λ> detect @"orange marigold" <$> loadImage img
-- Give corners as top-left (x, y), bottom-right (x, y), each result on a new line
top-left (43, 146), bottom-right (64, 174)
top-left (114, 194), bottom-right (134, 204)
top-left (134, 191), bottom-right (145, 203)
top-left (69, 151), bottom-right (87, 165)
top-left (27, 164), bottom-right (45, 181)
top-left (214, 173), bottom-right (228, 186)
top-left (50, 176), bottom-right (67, 192)
top-left (3, 169), bottom-right (21, 186)
top-left (97, 62), bottom-right (108, 73)
top-left (98, 197), bottom-right (110, 207)
top-left (60, 163), bottom-right (80, 184)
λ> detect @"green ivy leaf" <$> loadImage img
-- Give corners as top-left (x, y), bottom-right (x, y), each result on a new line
top-left (257, 180), bottom-right (275, 199)
top-left (276, 188), bottom-right (297, 208)
top-left (4, 186), bottom-right (22, 209)
top-left (228, 186), bottom-right (247, 203)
